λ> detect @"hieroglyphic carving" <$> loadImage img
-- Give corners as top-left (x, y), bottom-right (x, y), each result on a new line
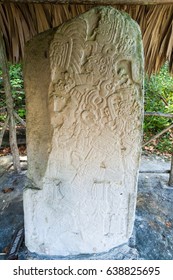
top-left (46, 7), bottom-right (143, 187)
top-left (24, 7), bottom-right (144, 256)
top-left (42, 7), bottom-right (143, 249)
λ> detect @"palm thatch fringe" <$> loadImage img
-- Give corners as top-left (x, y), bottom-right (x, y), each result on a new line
top-left (0, 3), bottom-right (173, 74)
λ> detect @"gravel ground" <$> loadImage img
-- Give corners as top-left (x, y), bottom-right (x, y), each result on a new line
top-left (0, 154), bottom-right (173, 260)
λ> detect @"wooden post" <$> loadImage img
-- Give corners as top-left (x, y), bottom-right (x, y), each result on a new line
top-left (168, 154), bottom-right (173, 187)
top-left (0, 31), bottom-right (21, 172)
top-left (142, 123), bottom-right (173, 147)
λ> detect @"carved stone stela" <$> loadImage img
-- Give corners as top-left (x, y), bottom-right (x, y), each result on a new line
top-left (24, 7), bottom-right (144, 256)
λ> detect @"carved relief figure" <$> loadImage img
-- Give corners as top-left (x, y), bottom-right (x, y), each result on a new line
top-left (24, 7), bottom-right (144, 255)
top-left (45, 8), bottom-right (143, 189)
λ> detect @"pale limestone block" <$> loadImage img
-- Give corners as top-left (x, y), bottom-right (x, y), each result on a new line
top-left (24, 6), bottom-right (144, 256)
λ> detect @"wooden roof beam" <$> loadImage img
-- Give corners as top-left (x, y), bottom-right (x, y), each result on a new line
top-left (0, 0), bottom-right (173, 5)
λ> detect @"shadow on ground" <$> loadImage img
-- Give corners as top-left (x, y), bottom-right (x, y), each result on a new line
top-left (0, 154), bottom-right (173, 260)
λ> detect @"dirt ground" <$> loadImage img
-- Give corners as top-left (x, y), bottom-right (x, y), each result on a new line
top-left (0, 153), bottom-right (173, 260)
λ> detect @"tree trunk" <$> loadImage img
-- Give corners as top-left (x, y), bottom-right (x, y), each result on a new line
top-left (0, 31), bottom-right (21, 172)
top-left (168, 154), bottom-right (173, 187)
top-left (0, 115), bottom-right (9, 147)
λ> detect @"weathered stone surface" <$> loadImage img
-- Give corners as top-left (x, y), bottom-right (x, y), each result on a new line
top-left (24, 6), bottom-right (144, 256)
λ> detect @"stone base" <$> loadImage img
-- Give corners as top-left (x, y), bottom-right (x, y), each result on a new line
top-left (25, 243), bottom-right (139, 260)
top-left (24, 183), bottom-right (135, 256)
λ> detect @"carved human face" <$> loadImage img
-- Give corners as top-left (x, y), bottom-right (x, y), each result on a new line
top-left (83, 54), bottom-right (112, 81)
top-left (49, 79), bottom-right (71, 113)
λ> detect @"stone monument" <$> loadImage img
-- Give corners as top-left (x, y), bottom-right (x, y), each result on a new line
top-left (24, 6), bottom-right (144, 256)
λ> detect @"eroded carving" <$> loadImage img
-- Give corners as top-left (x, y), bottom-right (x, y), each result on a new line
top-left (24, 7), bottom-right (144, 255)
top-left (46, 8), bottom-right (143, 187)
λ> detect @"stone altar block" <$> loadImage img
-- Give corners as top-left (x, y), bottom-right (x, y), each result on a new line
top-left (24, 6), bottom-right (144, 256)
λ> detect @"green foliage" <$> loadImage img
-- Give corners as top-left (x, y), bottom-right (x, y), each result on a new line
top-left (10, 64), bottom-right (25, 117)
top-left (156, 133), bottom-right (173, 154)
top-left (0, 63), bottom-right (25, 122)
top-left (144, 63), bottom-right (173, 132)
top-left (144, 63), bottom-right (173, 154)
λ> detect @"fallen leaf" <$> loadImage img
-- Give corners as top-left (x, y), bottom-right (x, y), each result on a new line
top-left (2, 187), bottom-right (14, 193)
top-left (2, 246), bottom-right (10, 254)
top-left (165, 222), bottom-right (172, 228)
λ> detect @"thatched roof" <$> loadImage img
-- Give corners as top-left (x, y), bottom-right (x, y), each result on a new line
top-left (0, 1), bottom-right (173, 4)
top-left (0, 2), bottom-right (173, 74)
